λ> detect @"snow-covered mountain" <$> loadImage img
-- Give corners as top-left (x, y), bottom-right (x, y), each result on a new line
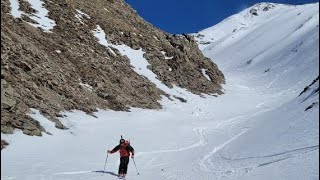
top-left (195, 2), bottom-right (319, 106)
top-left (2, 2), bottom-right (319, 180)
top-left (192, 3), bottom-right (320, 179)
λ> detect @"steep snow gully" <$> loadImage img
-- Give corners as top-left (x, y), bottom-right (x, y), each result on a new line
top-left (2, 2), bottom-right (319, 180)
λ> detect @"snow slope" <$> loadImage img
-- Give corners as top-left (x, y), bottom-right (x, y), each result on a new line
top-left (2, 2), bottom-right (319, 180)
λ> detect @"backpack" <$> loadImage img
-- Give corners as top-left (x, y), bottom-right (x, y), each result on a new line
top-left (119, 140), bottom-right (130, 157)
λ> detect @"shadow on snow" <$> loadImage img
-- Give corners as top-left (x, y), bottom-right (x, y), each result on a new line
top-left (92, 170), bottom-right (118, 177)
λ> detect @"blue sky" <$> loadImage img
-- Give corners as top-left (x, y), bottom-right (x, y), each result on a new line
top-left (125, 0), bottom-right (319, 34)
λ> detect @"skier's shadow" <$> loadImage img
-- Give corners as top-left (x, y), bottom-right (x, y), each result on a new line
top-left (93, 170), bottom-right (118, 177)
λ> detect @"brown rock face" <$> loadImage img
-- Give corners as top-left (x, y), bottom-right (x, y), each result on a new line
top-left (1, 79), bottom-right (16, 110)
top-left (1, 0), bottom-right (225, 139)
top-left (1, 140), bottom-right (9, 150)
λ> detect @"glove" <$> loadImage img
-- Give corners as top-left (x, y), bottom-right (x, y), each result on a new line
top-left (107, 150), bottom-right (111, 154)
top-left (131, 155), bottom-right (134, 159)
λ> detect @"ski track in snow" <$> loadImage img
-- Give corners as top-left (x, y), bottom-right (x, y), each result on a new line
top-left (223, 145), bottom-right (319, 162)
top-left (211, 145), bottom-right (320, 178)
top-left (199, 129), bottom-right (249, 172)
top-left (136, 127), bottom-right (208, 157)
top-left (215, 104), bottom-right (282, 129)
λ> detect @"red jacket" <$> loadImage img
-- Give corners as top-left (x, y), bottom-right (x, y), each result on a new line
top-left (111, 142), bottom-right (135, 157)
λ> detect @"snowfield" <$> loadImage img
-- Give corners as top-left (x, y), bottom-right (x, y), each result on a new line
top-left (2, 2), bottom-right (319, 180)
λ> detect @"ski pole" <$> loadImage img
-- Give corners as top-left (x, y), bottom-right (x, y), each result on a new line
top-left (132, 158), bottom-right (140, 175)
top-left (103, 153), bottom-right (109, 175)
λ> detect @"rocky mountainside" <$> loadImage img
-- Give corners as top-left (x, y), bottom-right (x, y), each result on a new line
top-left (1, 0), bottom-right (224, 145)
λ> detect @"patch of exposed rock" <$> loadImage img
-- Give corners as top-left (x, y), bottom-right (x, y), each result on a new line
top-left (1, 140), bottom-right (9, 150)
top-left (1, 0), bottom-right (225, 141)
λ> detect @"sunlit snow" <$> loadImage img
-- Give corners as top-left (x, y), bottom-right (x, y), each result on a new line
top-left (2, 2), bottom-right (319, 180)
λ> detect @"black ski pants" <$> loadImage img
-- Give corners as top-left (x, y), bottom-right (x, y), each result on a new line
top-left (119, 157), bottom-right (130, 174)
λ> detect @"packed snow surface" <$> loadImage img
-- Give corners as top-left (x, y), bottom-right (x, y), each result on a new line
top-left (2, 2), bottom-right (319, 180)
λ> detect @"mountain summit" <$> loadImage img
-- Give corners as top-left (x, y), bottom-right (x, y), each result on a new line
top-left (194, 2), bottom-right (319, 50)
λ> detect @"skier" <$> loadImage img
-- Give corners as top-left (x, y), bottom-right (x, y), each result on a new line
top-left (108, 137), bottom-right (135, 178)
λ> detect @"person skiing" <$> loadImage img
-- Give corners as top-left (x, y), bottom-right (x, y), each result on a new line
top-left (108, 137), bottom-right (135, 178)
